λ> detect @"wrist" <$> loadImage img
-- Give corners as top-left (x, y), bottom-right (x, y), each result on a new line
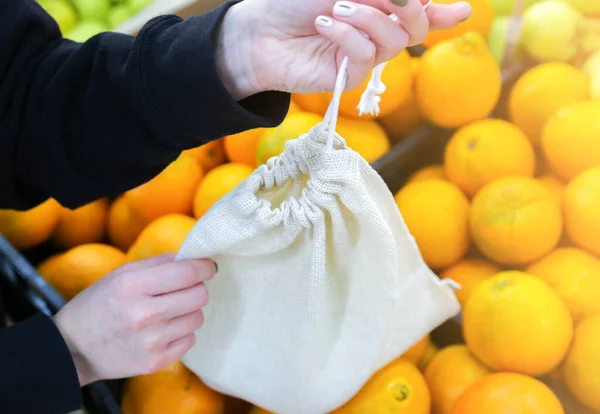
top-left (215, 2), bottom-right (265, 100)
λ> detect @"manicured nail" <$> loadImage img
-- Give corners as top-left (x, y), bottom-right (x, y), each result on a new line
top-left (333, 1), bottom-right (356, 17)
top-left (316, 15), bottom-right (333, 27)
top-left (212, 260), bottom-right (219, 274)
top-left (392, 0), bottom-right (409, 6)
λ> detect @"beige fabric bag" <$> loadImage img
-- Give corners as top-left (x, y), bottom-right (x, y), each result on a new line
top-left (177, 55), bottom-right (460, 414)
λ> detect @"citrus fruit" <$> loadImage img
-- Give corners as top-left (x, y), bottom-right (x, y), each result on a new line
top-left (422, 0), bottom-right (494, 48)
top-left (52, 198), bottom-right (109, 250)
top-left (378, 57), bottom-right (424, 137)
top-left (224, 128), bottom-right (266, 166)
top-left (248, 408), bottom-right (272, 414)
top-left (527, 247), bottom-right (600, 322)
top-left (288, 100), bottom-right (302, 113)
top-left (564, 314), bottom-right (600, 412)
top-left (0, 198), bottom-right (61, 250)
top-left (401, 334), bottom-right (430, 366)
top-left (439, 258), bottom-right (500, 307)
top-left (256, 112), bottom-right (322, 165)
top-left (416, 32), bottom-right (502, 129)
top-left (106, 196), bottom-right (148, 252)
top-left (125, 153), bottom-right (203, 222)
top-left (463, 271), bottom-right (573, 376)
top-left (538, 174), bottom-right (566, 208)
top-left (293, 50), bottom-right (413, 119)
top-left (395, 180), bottom-right (471, 269)
top-left (332, 358), bottom-right (430, 414)
top-left (469, 176), bottom-right (563, 265)
top-left (417, 341), bottom-right (439, 372)
top-left (407, 164), bottom-right (447, 183)
top-left (38, 243), bottom-right (126, 300)
top-left (444, 119), bottom-right (536, 197)
top-left (127, 214), bottom-right (195, 262)
top-left (564, 167), bottom-right (600, 256)
top-left (336, 116), bottom-right (390, 163)
top-left (424, 345), bottom-right (490, 414)
top-left (121, 361), bottom-right (225, 414)
top-left (451, 372), bottom-right (564, 414)
top-left (193, 163), bottom-right (254, 219)
top-left (183, 139), bottom-right (226, 172)
top-left (509, 62), bottom-right (590, 146)
top-left (541, 100), bottom-right (600, 180)
top-left (520, 0), bottom-right (582, 63)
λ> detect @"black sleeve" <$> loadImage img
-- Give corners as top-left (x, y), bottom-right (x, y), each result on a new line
top-left (0, 0), bottom-right (290, 211)
top-left (0, 314), bottom-right (82, 414)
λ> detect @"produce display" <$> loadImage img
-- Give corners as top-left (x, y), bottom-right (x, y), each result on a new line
top-left (1, 0), bottom-right (599, 413)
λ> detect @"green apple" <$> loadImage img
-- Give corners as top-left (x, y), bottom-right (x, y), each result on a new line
top-left (107, 4), bottom-right (134, 28)
top-left (38, 0), bottom-right (78, 34)
top-left (490, 0), bottom-right (544, 16)
top-left (128, 0), bottom-right (154, 13)
top-left (488, 17), bottom-right (510, 64)
top-left (64, 21), bottom-right (109, 43)
top-left (520, 0), bottom-right (583, 62)
top-left (71, 0), bottom-right (111, 21)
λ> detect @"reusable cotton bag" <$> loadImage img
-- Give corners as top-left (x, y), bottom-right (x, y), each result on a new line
top-left (176, 31), bottom-right (460, 414)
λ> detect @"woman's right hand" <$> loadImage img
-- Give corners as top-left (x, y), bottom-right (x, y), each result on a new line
top-left (52, 253), bottom-right (216, 386)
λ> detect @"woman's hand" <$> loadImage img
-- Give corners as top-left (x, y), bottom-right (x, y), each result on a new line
top-left (52, 253), bottom-right (216, 386)
top-left (216, 0), bottom-right (472, 100)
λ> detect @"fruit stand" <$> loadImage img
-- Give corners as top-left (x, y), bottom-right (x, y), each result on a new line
top-left (2, 0), bottom-right (600, 413)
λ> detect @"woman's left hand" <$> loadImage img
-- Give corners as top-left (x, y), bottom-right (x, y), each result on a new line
top-left (216, 0), bottom-right (472, 100)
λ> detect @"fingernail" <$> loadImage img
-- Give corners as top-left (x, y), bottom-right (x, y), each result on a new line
top-left (316, 15), bottom-right (333, 28)
top-left (333, 1), bottom-right (356, 17)
top-left (392, 0), bottom-right (409, 6)
top-left (212, 260), bottom-right (219, 274)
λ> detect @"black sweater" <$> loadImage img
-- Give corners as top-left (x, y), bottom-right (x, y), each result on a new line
top-left (0, 0), bottom-right (290, 412)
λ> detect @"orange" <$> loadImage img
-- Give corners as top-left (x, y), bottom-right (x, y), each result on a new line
top-left (423, 0), bottom-right (494, 48)
top-left (417, 341), bottom-right (439, 372)
top-left (106, 196), bottom-right (149, 252)
top-left (256, 112), bottom-right (322, 165)
top-left (451, 372), bottom-right (564, 414)
top-left (401, 334), bottom-right (430, 366)
top-left (127, 214), bottom-right (195, 262)
top-left (378, 57), bottom-right (424, 138)
top-left (288, 100), bottom-right (302, 113)
top-left (444, 119), bottom-right (536, 197)
top-left (509, 62), bottom-right (590, 146)
top-left (38, 243), bottom-right (126, 300)
top-left (183, 139), bottom-right (226, 172)
top-left (293, 50), bottom-right (413, 119)
top-left (248, 408), bottom-right (272, 414)
top-left (564, 167), bottom-right (600, 256)
top-left (527, 248), bottom-right (600, 322)
top-left (463, 271), bottom-right (573, 376)
top-left (395, 180), bottom-right (471, 269)
top-left (193, 163), bottom-right (254, 219)
top-left (424, 345), bottom-right (490, 414)
top-left (538, 174), bottom-right (566, 208)
top-left (564, 314), bottom-right (600, 412)
top-left (125, 153), bottom-right (203, 222)
top-left (121, 361), bottom-right (225, 414)
top-left (439, 258), bottom-right (500, 307)
top-left (0, 198), bottom-right (61, 250)
top-left (469, 176), bottom-right (563, 265)
top-left (417, 32), bottom-right (502, 129)
top-left (541, 100), bottom-right (600, 180)
top-left (224, 128), bottom-right (266, 166)
top-left (332, 358), bottom-right (430, 414)
top-left (52, 198), bottom-right (109, 250)
top-left (336, 116), bottom-right (390, 163)
top-left (407, 165), bottom-right (447, 183)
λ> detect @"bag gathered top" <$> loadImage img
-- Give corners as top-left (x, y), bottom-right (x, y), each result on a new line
top-left (176, 9), bottom-right (460, 412)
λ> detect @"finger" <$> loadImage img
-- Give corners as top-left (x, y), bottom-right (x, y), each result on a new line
top-left (153, 282), bottom-right (209, 319)
top-left (163, 310), bottom-right (205, 344)
top-left (113, 253), bottom-right (176, 276)
top-left (133, 259), bottom-right (216, 296)
top-left (392, 0), bottom-right (429, 46)
top-left (315, 16), bottom-right (376, 90)
top-left (165, 333), bottom-right (197, 361)
top-left (332, 1), bottom-right (409, 64)
top-left (426, 2), bottom-right (473, 31)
